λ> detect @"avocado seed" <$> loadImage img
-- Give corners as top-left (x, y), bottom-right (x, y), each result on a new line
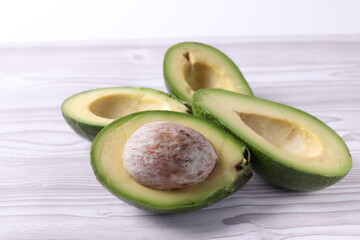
top-left (123, 121), bottom-right (217, 190)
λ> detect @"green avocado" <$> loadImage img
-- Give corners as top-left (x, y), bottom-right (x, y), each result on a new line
top-left (61, 87), bottom-right (189, 141)
top-left (91, 111), bottom-right (251, 213)
top-left (163, 42), bottom-right (253, 103)
top-left (192, 89), bottom-right (352, 191)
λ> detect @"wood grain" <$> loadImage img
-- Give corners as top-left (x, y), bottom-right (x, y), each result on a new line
top-left (0, 36), bottom-right (359, 240)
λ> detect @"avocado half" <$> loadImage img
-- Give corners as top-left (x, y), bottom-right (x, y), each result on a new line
top-left (91, 111), bottom-right (251, 213)
top-left (192, 89), bottom-right (352, 191)
top-left (61, 87), bottom-right (189, 141)
top-left (163, 42), bottom-right (253, 103)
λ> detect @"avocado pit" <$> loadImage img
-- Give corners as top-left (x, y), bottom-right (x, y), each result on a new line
top-left (123, 121), bottom-right (218, 191)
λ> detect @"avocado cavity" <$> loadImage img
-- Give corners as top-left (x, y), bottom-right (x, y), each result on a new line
top-left (183, 52), bottom-right (232, 92)
top-left (238, 112), bottom-right (322, 158)
top-left (62, 87), bottom-right (189, 141)
top-left (90, 94), bottom-right (170, 119)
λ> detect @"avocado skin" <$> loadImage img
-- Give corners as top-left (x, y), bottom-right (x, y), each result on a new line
top-left (249, 148), bottom-right (345, 191)
top-left (163, 42), bottom-right (254, 103)
top-left (192, 99), bottom-right (347, 191)
top-left (91, 111), bottom-right (252, 213)
top-left (62, 113), bottom-right (102, 141)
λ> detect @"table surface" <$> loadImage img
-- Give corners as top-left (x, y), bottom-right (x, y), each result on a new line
top-left (1, 36), bottom-right (359, 240)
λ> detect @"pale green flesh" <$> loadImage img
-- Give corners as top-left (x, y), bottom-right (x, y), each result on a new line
top-left (91, 111), bottom-right (247, 209)
top-left (62, 87), bottom-right (189, 127)
top-left (164, 42), bottom-right (253, 102)
top-left (193, 89), bottom-right (352, 177)
top-left (239, 112), bottom-right (322, 158)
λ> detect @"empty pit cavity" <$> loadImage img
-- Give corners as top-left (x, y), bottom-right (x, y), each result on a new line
top-left (238, 112), bottom-right (322, 158)
top-left (89, 94), bottom-right (168, 119)
top-left (183, 52), bottom-right (229, 91)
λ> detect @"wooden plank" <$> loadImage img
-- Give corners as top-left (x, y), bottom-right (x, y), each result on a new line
top-left (0, 36), bottom-right (359, 239)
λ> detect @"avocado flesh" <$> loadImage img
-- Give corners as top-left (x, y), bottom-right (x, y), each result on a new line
top-left (192, 89), bottom-right (352, 191)
top-left (91, 111), bottom-right (251, 213)
top-left (164, 42), bottom-right (253, 103)
top-left (61, 87), bottom-right (189, 141)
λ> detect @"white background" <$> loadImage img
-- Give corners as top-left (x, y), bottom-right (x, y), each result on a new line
top-left (0, 0), bottom-right (360, 44)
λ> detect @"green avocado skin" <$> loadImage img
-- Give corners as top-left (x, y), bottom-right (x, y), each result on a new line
top-left (91, 111), bottom-right (252, 213)
top-left (192, 101), bottom-right (345, 191)
top-left (62, 114), bottom-right (102, 142)
top-left (249, 148), bottom-right (344, 191)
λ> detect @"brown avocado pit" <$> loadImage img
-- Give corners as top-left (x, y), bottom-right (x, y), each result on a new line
top-left (122, 121), bottom-right (218, 191)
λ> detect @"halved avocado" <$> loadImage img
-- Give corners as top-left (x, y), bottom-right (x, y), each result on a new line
top-left (91, 111), bottom-right (251, 213)
top-left (163, 42), bottom-right (253, 103)
top-left (192, 89), bottom-right (352, 191)
top-left (61, 87), bottom-right (189, 141)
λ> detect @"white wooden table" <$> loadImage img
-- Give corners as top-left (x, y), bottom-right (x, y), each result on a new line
top-left (1, 36), bottom-right (359, 240)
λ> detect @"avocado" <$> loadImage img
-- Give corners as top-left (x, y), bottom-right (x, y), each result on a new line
top-left (91, 111), bottom-right (251, 213)
top-left (61, 87), bottom-right (189, 141)
top-left (192, 89), bottom-right (352, 191)
top-left (163, 42), bottom-right (253, 103)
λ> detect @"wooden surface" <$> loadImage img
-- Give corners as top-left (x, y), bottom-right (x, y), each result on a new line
top-left (1, 36), bottom-right (359, 240)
